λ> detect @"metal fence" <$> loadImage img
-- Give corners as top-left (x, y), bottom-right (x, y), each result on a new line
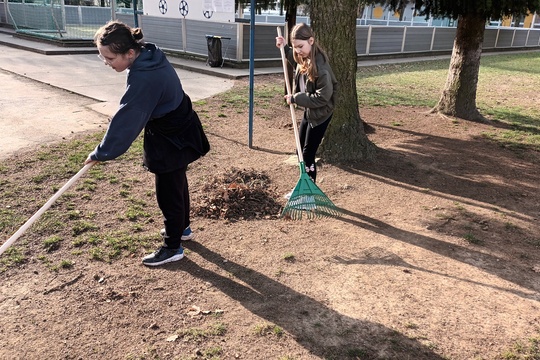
top-left (2, 0), bottom-right (139, 40)
top-left (1, 2), bottom-right (540, 63)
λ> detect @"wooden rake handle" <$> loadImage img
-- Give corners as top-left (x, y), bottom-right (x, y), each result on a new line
top-left (0, 162), bottom-right (95, 256)
top-left (277, 27), bottom-right (305, 164)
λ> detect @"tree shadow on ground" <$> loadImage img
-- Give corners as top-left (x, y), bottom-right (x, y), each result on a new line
top-left (343, 124), bottom-right (539, 219)
top-left (481, 113), bottom-right (540, 136)
top-left (333, 208), bottom-right (540, 302)
top-left (175, 242), bottom-right (446, 360)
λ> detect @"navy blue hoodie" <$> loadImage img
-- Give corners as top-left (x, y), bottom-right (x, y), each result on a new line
top-left (89, 43), bottom-right (184, 162)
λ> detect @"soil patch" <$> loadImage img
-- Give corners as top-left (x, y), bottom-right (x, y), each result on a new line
top-left (1, 74), bottom-right (539, 360)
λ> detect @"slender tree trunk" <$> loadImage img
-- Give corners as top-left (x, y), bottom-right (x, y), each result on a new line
top-left (433, 14), bottom-right (486, 121)
top-left (311, 0), bottom-right (376, 163)
top-left (284, 1), bottom-right (296, 96)
top-left (285, 1), bottom-right (297, 35)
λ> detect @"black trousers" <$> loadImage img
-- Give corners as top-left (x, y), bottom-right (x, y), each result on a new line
top-left (155, 167), bottom-right (190, 249)
top-left (298, 113), bottom-right (332, 183)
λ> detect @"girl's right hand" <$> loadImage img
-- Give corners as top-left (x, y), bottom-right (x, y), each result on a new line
top-left (84, 155), bottom-right (98, 166)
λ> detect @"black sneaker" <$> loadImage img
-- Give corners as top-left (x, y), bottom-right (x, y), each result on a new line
top-left (142, 246), bottom-right (184, 266)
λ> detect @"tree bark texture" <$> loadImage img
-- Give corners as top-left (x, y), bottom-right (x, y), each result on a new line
top-left (311, 0), bottom-right (376, 163)
top-left (434, 14), bottom-right (486, 121)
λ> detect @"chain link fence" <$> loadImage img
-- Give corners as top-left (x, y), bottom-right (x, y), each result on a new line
top-left (5, 0), bottom-right (141, 41)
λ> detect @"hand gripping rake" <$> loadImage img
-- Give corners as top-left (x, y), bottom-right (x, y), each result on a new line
top-left (0, 162), bottom-right (95, 256)
top-left (277, 27), bottom-right (340, 220)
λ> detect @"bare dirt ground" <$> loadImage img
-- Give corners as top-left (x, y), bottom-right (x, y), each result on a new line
top-left (1, 74), bottom-right (539, 360)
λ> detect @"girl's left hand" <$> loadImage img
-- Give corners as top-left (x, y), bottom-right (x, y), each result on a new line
top-left (284, 94), bottom-right (293, 105)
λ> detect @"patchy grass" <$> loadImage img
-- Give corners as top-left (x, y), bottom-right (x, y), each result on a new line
top-left (357, 51), bottom-right (540, 151)
top-left (178, 322), bottom-right (228, 341)
top-left (0, 247), bottom-right (25, 270)
top-left (498, 335), bottom-right (540, 359)
top-left (253, 322), bottom-right (284, 337)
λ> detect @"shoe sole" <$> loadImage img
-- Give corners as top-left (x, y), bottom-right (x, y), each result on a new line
top-left (161, 229), bottom-right (195, 241)
top-left (142, 253), bottom-right (184, 267)
top-left (181, 233), bottom-right (195, 241)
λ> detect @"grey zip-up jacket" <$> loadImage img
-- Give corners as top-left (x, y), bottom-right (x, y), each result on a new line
top-left (284, 45), bottom-right (338, 127)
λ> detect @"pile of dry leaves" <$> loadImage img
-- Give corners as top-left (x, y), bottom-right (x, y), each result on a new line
top-left (192, 167), bottom-right (283, 221)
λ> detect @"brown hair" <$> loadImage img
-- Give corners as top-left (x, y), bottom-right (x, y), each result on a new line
top-left (94, 20), bottom-right (144, 55)
top-left (290, 23), bottom-right (328, 82)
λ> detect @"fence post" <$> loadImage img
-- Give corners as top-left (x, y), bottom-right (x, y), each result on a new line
top-left (430, 27), bottom-right (436, 51)
top-left (181, 17), bottom-right (186, 51)
top-left (401, 26), bottom-right (407, 53)
top-left (236, 23), bottom-right (243, 61)
top-left (366, 25), bottom-right (372, 55)
top-left (78, 6), bottom-right (82, 26)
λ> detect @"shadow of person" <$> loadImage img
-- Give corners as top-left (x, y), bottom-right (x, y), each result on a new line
top-left (173, 241), bottom-right (446, 359)
top-left (329, 246), bottom-right (538, 301)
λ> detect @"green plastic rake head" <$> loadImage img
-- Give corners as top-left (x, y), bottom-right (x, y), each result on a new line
top-left (281, 162), bottom-right (340, 220)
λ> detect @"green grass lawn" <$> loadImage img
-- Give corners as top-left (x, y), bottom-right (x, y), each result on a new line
top-left (356, 51), bottom-right (540, 150)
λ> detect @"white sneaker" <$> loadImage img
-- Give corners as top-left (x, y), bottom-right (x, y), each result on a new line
top-left (160, 226), bottom-right (195, 241)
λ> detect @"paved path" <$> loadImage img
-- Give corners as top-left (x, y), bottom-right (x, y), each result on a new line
top-left (0, 33), bottom-right (238, 160)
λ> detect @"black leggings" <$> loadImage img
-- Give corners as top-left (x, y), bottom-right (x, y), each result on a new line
top-left (298, 113), bottom-right (332, 183)
top-left (155, 167), bottom-right (190, 249)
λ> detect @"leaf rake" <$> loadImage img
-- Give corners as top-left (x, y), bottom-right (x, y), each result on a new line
top-left (0, 162), bottom-right (95, 256)
top-left (277, 27), bottom-right (340, 220)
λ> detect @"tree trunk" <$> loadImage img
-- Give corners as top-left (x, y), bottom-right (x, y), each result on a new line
top-left (311, 0), bottom-right (376, 163)
top-left (433, 14), bottom-right (486, 121)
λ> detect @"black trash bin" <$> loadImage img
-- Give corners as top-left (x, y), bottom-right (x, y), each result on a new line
top-left (206, 35), bottom-right (223, 67)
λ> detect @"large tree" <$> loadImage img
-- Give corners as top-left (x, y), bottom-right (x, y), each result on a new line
top-left (310, 0), bottom-right (377, 163)
top-left (370, 0), bottom-right (540, 121)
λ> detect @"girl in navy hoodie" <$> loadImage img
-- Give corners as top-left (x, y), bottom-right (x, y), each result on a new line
top-left (85, 20), bottom-right (209, 266)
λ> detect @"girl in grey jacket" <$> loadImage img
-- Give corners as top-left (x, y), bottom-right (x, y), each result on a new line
top-left (276, 23), bottom-right (338, 195)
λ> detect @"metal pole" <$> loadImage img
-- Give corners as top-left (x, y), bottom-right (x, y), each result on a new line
top-left (248, 0), bottom-right (255, 148)
top-left (111, 0), bottom-right (116, 21)
top-left (133, 0), bottom-right (138, 27)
